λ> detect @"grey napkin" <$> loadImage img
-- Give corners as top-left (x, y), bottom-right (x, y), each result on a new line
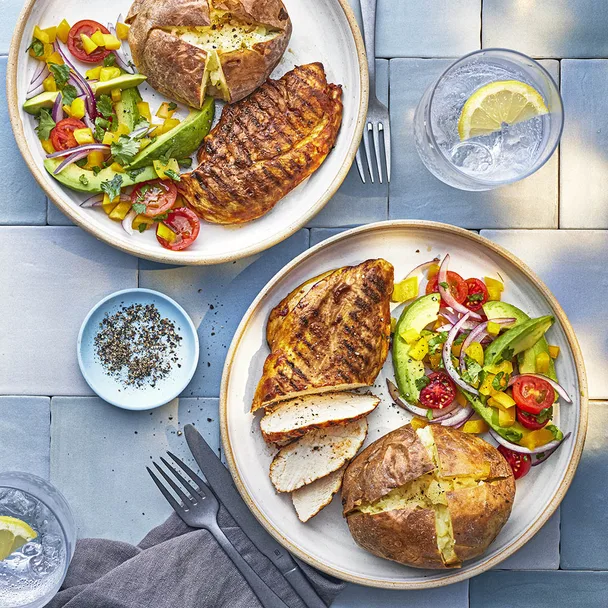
top-left (49, 510), bottom-right (344, 608)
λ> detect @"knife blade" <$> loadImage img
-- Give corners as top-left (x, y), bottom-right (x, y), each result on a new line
top-left (184, 424), bottom-right (327, 608)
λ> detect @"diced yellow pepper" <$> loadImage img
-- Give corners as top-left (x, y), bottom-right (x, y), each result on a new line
top-left (80, 34), bottom-right (98, 55)
top-left (46, 52), bottom-right (63, 66)
top-left (462, 419), bottom-right (490, 434)
top-left (157, 222), bottom-right (177, 243)
top-left (451, 342), bottom-right (463, 357)
top-left (70, 97), bottom-right (86, 119)
top-left (400, 327), bottom-right (420, 344)
top-left (57, 19), bottom-right (71, 44)
top-left (162, 117), bottom-right (180, 133)
top-left (486, 360), bottom-right (514, 376)
top-left (549, 345), bottom-right (560, 359)
top-left (115, 123), bottom-right (131, 137)
top-left (133, 214), bottom-right (154, 228)
top-left (465, 342), bottom-right (484, 366)
top-left (73, 128), bottom-right (94, 145)
top-left (455, 390), bottom-right (468, 407)
top-left (109, 201), bottom-right (132, 221)
top-left (116, 22), bottom-right (130, 40)
top-left (487, 321), bottom-right (502, 337)
top-left (137, 101), bottom-right (151, 122)
top-left (102, 131), bottom-right (117, 145)
top-left (484, 276), bottom-right (504, 301)
top-left (392, 276), bottom-right (419, 303)
top-left (408, 337), bottom-right (429, 361)
top-left (429, 353), bottom-right (442, 370)
top-left (427, 263), bottom-right (440, 280)
top-left (410, 417), bottom-right (428, 431)
top-left (102, 34), bottom-right (122, 50)
top-left (41, 139), bottom-right (55, 154)
top-left (153, 158), bottom-right (180, 180)
top-left (42, 76), bottom-right (57, 92)
top-left (102, 193), bottom-right (120, 215)
top-left (100, 66), bottom-right (122, 82)
top-left (479, 373), bottom-right (498, 397)
top-left (86, 151), bottom-right (105, 169)
top-left (62, 105), bottom-right (72, 117)
top-left (85, 66), bottom-right (102, 80)
top-left (91, 30), bottom-right (106, 47)
top-left (390, 317), bottom-right (396, 334)
top-left (43, 26), bottom-right (57, 43)
top-left (498, 406), bottom-right (516, 427)
top-left (30, 42), bottom-right (53, 60)
top-left (491, 391), bottom-right (517, 409)
top-left (139, 137), bottom-right (152, 150)
top-left (33, 25), bottom-right (51, 44)
top-left (520, 428), bottom-right (554, 451)
top-left (536, 352), bottom-right (551, 374)
top-left (110, 162), bottom-right (126, 173)
top-left (156, 102), bottom-right (176, 120)
top-left (111, 88), bottom-right (122, 103)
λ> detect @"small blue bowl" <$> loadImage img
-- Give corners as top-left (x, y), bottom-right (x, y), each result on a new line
top-left (77, 288), bottom-right (199, 410)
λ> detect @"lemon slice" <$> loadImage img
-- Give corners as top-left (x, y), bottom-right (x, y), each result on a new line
top-left (458, 80), bottom-right (548, 140)
top-left (0, 516), bottom-right (37, 561)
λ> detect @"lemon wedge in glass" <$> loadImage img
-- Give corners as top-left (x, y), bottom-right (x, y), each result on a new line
top-left (458, 80), bottom-right (549, 140)
top-left (0, 516), bottom-right (37, 561)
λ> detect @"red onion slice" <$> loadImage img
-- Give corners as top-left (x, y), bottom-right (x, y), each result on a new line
top-left (122, 209), bottom-right (138, 235)
top-left (108, 21), bottom-right (135, 73)
top-left (51, 91), bottom-right (64, 123)
top-left (438, 404), bottom-right (474, 427)
top-left (55, 42), bottom-right (98, 118)
top-left (386, 379), bottom-right (430, 417)
top-left (80, 194), bottom-right (104, 207)
top-left (438, 254), bottom-right (482, 320)
top-left (531, 433), bottom-right (571, 466)
top-left (442, 312), bottom-right (479, 395)
top-left (489, 428), bottom-right (568, 455)
top-left (28, 62), bottom-right (49, 93)
top-left (507, 374), bottom-right (572, 404)
top-left (404, 258), bottom-right (440, 281)
top-left (47, 143), bottom-right (110, 159)
top-left (53, 149), bottom-right (93, 174)
top-left (459, 318), bottom-right (516, 373)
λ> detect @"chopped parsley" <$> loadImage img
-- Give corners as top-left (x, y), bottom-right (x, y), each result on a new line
top-left (163, 169), bottom-right (181, 182)
top-left (132, 202), bottom-right (147, 214)
top-left (545, 424), bottom-right (563, 441)
top-left (94, 117), bottom-right (111, 142)
top-left (167, 102), bottom-right (177, 111)
top-left (135, 184), bottom-right (151, 203)
top-left (111, 135), bottom-right (141, 165)
top-left (467, 292), bottom-right (485, 303)
top-left (453, 331), bottom-right (469, 345)
top-left (97, 94), bottom-right (115, 119)
top-left (439, 281), bottom-right (449, 290)
top-left (492, 371), bottom-right (509, 391)
top-left (48, 63), bottom-right (70, 88)
top-left (137, 223), bottom-right (148, 233)
top-left (27, 39), bottom-right (44, 57)
top-left (461, 355), bottom-right (483, 386)
top-left (126, 167), bottom-right (146, 181)
top-left (415, 375), bottom-right (431, 391)
top-left (92, 166), bottom-right (102, 176)
top-left (427, 331), bottom-right (448, 355)
top-left (35, 109), bottom-right (55, 140)
top-left (103, 54), bottom-right (116, 67)
top-left (100, 174), bottom-right (123, 202)
top-left (61, 84), bottom-right (78, 107)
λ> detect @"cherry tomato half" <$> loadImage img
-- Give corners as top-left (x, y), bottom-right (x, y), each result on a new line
top-left (512, 375), bottom-right (554, 415)
top-left (157, 207), bottom-right (201, 251)
top-left (426, 271), bottom-right (468, 307)
top-left (498, 445), bottom-right (531, 479)
top-left (50, 118), bottom-right (87, 152)
top-left (131, 180), bottom-right (178, 218)
top-left (67, 20), bottom-right (111, 63)
top-left (517, 407), bottom-right (551, 430)
top-left (419, 371), bottom-right (456, 409)
top-left (464, 278), bottom-right (489, 312)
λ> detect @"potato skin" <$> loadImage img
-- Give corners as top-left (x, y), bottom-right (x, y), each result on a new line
top-left (126, 0), bottom-right (292, 107)
top-left (342, 424), bottom-right (516, 569)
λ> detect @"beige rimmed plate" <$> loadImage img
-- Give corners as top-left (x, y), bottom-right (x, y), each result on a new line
top-left (220, 220), bottom-right (587, 589)
top-left (7, 0), bottom-right (367, 265)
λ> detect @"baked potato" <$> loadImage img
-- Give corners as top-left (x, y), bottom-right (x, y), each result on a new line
top-left (126, 0), bottom-right (292, 107)
top-left (342, 424), bottom-right (515, 569)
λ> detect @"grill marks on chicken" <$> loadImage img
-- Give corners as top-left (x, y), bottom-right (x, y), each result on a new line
top-left (252, 259), bottom-right (394, 411)
top-left (179, 63), bottom-right (343, 224)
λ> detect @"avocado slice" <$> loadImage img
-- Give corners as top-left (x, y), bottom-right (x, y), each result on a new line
top-left (483, 315), bottom-right (555, 371)
top-left (392, 293), bottom-right (441, 404)
top-left (44, 158), bottom-right (156, 194)
top-left (127, 97), bottom-right (215, 169)
top-left (23, 74), bottom-right (147, 115)
top-left (484, 301), bottom-right (557, 381)
top-left (115, 87), bottom-right (142, 131)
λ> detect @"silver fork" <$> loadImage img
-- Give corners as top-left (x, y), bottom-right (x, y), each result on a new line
top-left (356, 0), bottom-right (391, 184)
top-left (148, 452), bottom-right (289, 608)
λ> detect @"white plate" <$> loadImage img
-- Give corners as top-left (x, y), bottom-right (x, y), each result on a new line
top-left (8, 0), bottom-right (367, 265)
top-left (220, 221), bottom-right (588, 589)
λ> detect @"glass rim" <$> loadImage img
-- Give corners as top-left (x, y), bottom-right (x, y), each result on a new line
top-left (426, 47), bottom-right (565, 187)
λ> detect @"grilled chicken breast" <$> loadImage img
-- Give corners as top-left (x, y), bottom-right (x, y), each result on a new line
top-left (260, 392), bottom-right (380, 444)
top-left (252, 259), bottom-right (394, 412)
top-left (292, 467), bottom-right (345, 523)
top-left (269, 418), bottom-right (367, 493)
top-left (178, 63), bottom-right (343, 224)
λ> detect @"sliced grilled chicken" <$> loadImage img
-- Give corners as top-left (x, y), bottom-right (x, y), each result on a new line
top-left (252, 259), bottom-right (394, 411)
top-left (292, 467), bottom-right (345, 522)
top-left (269, 418), bottom-right (367, 493)
top-left (260, 392), bottom-right (379, 444)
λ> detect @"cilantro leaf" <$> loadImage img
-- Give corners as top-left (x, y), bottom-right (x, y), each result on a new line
top-left (35, 109), bottom-right (56, 140)
top-left (126, 167), bottom-right (146, 181)
top-left (168, 102), bottom-right (177, 111)
top-left (427, 331), bottom-right (448, 355)
top-left (461, 355), bottom-right (483, 386)
top-left (500, 346), bottom-right (514, 364)
top-left (79, 174), bottom-right (89, 187)
top-left (111, 135), bottom-right (141, 165)
top-left (100, 174), bottom-right (123, 202)
top-left (153, 212), bottom-right (169, 222)
top-left (492, 372), bottom-right (508, 391)
top-left (48, 63), bottom-right (71, 88)
top-left (439, 281), bottom-right (449, 290)
top-left (453, 330), bottom-right (469, 345)
top-left (132, 202), bottom-right (147, 214)
top-left (27, 39), bottom-right (44, 57)
top-left (546, 424), bottom-right (563, 441)
top-left (163, 169), bottom-right (181, 182)
top-left (94, 117), bottom-right (111, 142)
top-left (467, 292), bottom-right (484, 303)
top-left (61, 84), bottom-right (78, 107)
top-left (138, 223), bottom-right (148, 233)
top-left (97, 95), bottom-right (114, 119)
top-left (103, 54), bottom-right (116, 67)
top-left (92, 166), bottom-right (102, 176)
top-left (415, 376), bottom-right (431, 391)
top-left (533, 406), bottom-right (554, 425)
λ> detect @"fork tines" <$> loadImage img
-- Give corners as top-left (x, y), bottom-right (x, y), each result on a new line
top-left (357, 115), bottom-right (391, 184)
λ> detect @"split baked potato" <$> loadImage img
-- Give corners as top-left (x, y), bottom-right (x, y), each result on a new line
top-left (342, 424), bottom-right (515, 569)
top-left (126, 0), bottom-right (292, 107)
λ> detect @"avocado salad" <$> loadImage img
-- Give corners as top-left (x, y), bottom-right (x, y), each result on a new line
top-left (23, 17), bottom-right (214, 251)
top-left (388, 254), bottom-right (572, 480)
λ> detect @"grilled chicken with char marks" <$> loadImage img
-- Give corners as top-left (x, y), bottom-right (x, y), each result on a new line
top-left (178, 63), bottom-right (343, 224)
top-left (251, 259), bottom-right (394, 412)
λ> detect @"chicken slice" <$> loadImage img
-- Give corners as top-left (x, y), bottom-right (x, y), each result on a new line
top-left (269, 418), bottom-right (367, 493)
top-left (292, 467), bottom-right (345, 523)
top-left (260, 392), bottom-right (379, 444)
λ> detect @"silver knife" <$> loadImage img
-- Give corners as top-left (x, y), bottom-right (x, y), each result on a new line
top-left (184, 424), bottom-right (328, 608)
